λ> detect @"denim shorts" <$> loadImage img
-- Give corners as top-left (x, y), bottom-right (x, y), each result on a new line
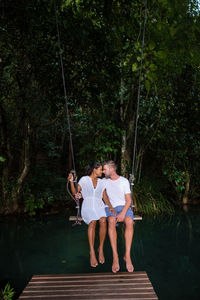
top-left (105, 205), bottom-right (133, 220)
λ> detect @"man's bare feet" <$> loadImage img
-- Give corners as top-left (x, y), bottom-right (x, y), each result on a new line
top-left (112, 257), bottom-right (120, 273)
top-left (98, 248), bottom-right (105, 264)
top-left (90, 252), bottom-right (98, 267)
top-left (124, 256), bottom-right (134, 272)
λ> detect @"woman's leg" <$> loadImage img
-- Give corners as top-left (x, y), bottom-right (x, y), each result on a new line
top-left (98, 217), bottom-right (107, 264)
top-left (88, 220), bottom-right (98, 267)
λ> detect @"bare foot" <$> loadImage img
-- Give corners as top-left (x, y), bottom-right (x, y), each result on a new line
top-left (90, 252), bottom-right (98, 267)
top-left (124, 256), bottom-right (134, 272)
top-left (98, 248), bottom-right (105, 264)
top-left (112, 257), bottom-right (120, 273)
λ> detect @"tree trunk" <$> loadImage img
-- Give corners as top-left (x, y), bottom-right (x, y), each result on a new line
top-left (121, 132), bottom-right (127, 176)
top-left (9, 120), bottom-right (31, 213)
top-left (17, 121), bottom-right (31, 188)
top-left (183, 170), bottom-right (190, 205)
top-left (119, 69), bottom-right (138, 210)
top-left (0, 102), bottom-right (13, 208)
top-left (120, 68), bottom-right (135, 177)
top-left (135, 146), bottom-right (144, 179)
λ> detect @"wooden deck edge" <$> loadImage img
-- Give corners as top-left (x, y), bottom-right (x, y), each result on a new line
top-left (32, 271), bottom-right (148, 278)
top-left (18, 272), bottom-right (158, 300)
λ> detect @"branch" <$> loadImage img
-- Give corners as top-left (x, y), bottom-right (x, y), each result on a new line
top-left (17, 122), bottom-right (30, 192)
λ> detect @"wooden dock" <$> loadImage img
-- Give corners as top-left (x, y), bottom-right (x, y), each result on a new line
top-left (69, 215), bottom-right (142, 222)
top-left (18, 271), bottom-right (158, 299)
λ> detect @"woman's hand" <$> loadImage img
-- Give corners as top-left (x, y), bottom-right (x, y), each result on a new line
top-left (68, 173), bottom-right (74, 182)
top-left (75, 192), bottom-right (82, 200)
top-left (116, 211), bottom-right (125, 222)
top-left (109, 207), bottom-right (116, 216)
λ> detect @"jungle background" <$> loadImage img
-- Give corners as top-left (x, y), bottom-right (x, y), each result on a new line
top-left (1, 0), bottom-right (200, 216)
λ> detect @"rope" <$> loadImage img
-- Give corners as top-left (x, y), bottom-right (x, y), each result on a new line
top-left (130, 0), bottom-right (147, 198)
top-left (54, 0), bottom-right (81, 225)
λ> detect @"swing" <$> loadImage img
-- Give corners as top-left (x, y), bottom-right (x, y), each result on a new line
top-left (129, 0), bottom-right (147, 213)
top-left (69, 215), bottom-right (142, 221)
top-left (54, 0), bottom-right (147, 225)
top-left (54, 0), bottom-right (81, 226)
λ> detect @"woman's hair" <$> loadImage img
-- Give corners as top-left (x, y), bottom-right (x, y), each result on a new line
top-left (85, 162), bottom-right (102, 176)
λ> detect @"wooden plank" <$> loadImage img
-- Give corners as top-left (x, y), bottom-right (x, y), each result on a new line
top-left (20, 292), bottom-right (157, 298)
top-left (32, 271), bottom-right (147, 278)
top-left (25, 285), bottom-right (153, 291)
top-left (18, 272), bottom-right (157, 299)
top-left (69, 215), bottom-right (142, 222)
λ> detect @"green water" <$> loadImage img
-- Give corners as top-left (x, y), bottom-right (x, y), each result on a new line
top-left (0, 208), bottom-right (200, 299)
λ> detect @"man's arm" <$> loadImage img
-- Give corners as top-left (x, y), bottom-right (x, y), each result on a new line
top-left (116, 193), bottom-right (132, 222)
top-left (103, 190), bottom-right (116, 215)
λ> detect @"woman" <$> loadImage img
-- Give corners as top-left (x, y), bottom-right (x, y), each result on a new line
top-left (68, 162), bottom-right (115, 267)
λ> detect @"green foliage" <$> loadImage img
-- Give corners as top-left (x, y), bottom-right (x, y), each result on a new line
top-left (24, 189), bottom-right (45, 216)
top-left (134, 178), bottom-right (175, 215)
top-left (3, 181), bottom-right (19, 206)
top-left (163, 168), bottom-right (188, 193)
top-left (0, 0), bottom-right (200, 215)
top-left (46, 143), bottom-right (62, 159)
top-left (0, 283), bottom-right (14, 300)
top-left (22, 169), bottom-right (67, 216)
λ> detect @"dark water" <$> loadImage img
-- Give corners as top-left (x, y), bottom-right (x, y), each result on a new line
top-left (0, 208), bottom-right (200, 299)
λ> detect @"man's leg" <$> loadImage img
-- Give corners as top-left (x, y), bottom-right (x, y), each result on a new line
top-left (98, 217), bottom-right (107, 264)
top-left (88, 220), bottom-right (98, 267)
top-left (124, 216), bottom-right (134, 272)
top-left (108, 216), bottom-right (120, 273)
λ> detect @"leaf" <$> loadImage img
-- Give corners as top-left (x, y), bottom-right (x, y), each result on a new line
top-left (123, 41), bottom-right (129, 50)
top-left (145, 80), bottom-right (151, 92)
top-left (154, 50), bottom-right (167, 60)
top-left (149, 64), bottom-right (157, 71)
top-left (149, 42), bottom-right (155, 51)
top-left (132, 63), bottom-right (138, 72)
top-left (120, 26), bottom-right (125, 33)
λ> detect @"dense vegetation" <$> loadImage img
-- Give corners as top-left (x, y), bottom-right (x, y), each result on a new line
top-left (1, 0), bottom-right (200, 216)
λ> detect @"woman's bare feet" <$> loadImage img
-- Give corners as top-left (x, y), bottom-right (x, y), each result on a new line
top-left (112, 257), bottom-right (120, 273)
top-left (90, 252), bottom-right (98, 267)
top-left (98, 247), bottom-right (105, 264)
top-left (124, 256), bottom-right (134, 272)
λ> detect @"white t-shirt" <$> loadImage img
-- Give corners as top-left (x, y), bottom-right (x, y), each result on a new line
top-left (102, 176), bottom-right (131, 207)
top-left (78, 176), bottom-right (106, 224)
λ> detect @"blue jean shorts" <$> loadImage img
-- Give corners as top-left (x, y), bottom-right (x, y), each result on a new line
top-left (105, 205), bottom-right (133, 220)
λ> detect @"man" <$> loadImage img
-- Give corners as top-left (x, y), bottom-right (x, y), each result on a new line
top-left (103, 160), bottom-right (134, 273)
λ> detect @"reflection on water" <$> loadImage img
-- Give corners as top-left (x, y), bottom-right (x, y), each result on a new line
top-left (0, 208), bottom-right (200, 299)
top-left (134, 209), bottom-right (200, 300)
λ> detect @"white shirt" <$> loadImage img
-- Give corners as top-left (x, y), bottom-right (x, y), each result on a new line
top-left (78, 176), bottom-right (106, 224)
top-left (102, 176), bottom-right (131, 207)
